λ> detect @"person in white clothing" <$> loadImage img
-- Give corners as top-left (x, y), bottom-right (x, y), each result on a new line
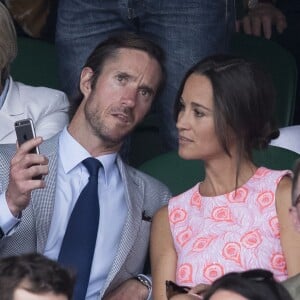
top-left (0, 2), bottom-right (69, 144)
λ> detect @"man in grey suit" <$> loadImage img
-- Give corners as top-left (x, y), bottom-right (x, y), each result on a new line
top-left (286, 158), bottom-right (300, 300)
top-left (0, 32), bottom-right (171, 300)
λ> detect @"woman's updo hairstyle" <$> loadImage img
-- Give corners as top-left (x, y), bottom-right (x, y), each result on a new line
top-left (174, 54), bottom-right (279, 159)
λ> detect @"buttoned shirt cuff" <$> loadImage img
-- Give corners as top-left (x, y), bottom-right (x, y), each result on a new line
top-left (0, 192), bottom-right (20, 234)
top-left (137, 274), bottom-right (152, 300)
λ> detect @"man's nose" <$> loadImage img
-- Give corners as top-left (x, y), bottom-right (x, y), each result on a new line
top-left (121, 88), bottom-right (137, 107)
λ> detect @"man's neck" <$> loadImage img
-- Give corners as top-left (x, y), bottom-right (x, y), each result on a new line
top-left (67, 124), bottom-right (121, 157)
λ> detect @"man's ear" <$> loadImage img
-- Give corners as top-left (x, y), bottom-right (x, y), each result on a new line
top-left (289, 207), bottom-right (300, 232)
top-left (80, 67), bottom-right (94, 97)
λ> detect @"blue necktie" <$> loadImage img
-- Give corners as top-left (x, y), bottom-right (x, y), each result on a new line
top-left (58, 157), bottom-right (101, 300)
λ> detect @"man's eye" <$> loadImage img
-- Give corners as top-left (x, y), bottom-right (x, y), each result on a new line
top-left (140, 90), bottom-right (149, 96)
top-left (116, 74), bottom-right (127, 82)
top-left (139, 88), bottom-right (153, 98)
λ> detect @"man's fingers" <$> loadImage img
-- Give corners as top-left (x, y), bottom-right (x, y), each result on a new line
top-left (17, 136), bottom-right (43, 153)
top-left (239, 3), bottom-right (287, 39)
top-left (11, 153), bottom-right (48, 174)
top-left (251, 16), bottom-right (263, 37)
top-left (28, 163), bottom-right (49, 180)
top-left (261, 16), bottom-right (273, 39)
top-left (276, 15), bottom-right (287, 34)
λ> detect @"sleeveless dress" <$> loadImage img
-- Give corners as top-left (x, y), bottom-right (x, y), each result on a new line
top-left (168, 167), bottom-right (291, 286)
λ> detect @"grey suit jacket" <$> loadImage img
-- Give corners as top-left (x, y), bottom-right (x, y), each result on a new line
top-left (0, 133), bottom-right (171, 298)
top-left (283, 274), bottom-right (300, 300)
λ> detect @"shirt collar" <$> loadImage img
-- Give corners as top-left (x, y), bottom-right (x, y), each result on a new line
top-left (59, 127), bottom-right (117, 182)
top-left (0, 78), bottom-right (10, 109)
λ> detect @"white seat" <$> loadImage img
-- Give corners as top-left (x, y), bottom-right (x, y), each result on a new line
top-left (270, 125), bottom-right (300, 154)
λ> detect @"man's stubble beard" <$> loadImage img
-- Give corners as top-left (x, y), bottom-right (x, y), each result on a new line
top-left (84, 96), bottom-right (129, 149)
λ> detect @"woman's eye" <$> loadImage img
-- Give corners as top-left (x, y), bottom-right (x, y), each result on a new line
top-left (195, 110), bottom-right (204, 117)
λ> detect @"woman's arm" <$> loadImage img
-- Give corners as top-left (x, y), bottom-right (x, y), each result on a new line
top-left (151, 205), bottom-right (177, 300)
top-left (276, 176), bottom-right (300, 277)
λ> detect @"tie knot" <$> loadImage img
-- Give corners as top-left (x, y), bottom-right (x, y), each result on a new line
top-left (82, 157), bottom-right (101, 177)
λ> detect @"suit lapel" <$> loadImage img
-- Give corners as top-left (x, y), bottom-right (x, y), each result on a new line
top-left (103, 157), bottom-right (145, 292)
top-left (0, 78), bottom-right (25, 140)
top-left (31, 134), bottom-right (59, 252)
top-left (0, 111), bottom-right (18, 140)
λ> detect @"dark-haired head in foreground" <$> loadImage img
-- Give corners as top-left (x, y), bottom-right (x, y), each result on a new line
top-left (166, 269), bottom-right (292, 300)
top-left (203, 269), bottom-right (293, 300)
top-left (0, 253), bottom-right (74, 300)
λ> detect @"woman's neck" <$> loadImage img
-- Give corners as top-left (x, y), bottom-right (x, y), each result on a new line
top-left (200, 156), bottom-right (257, 197)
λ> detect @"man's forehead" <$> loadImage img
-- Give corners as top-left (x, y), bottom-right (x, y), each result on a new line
top-left (111, 48), bottom-right (161, 70)
top-left (103, 48), bottom-right (162, 81)
top-left (111, 47), bottom-right (151, 61)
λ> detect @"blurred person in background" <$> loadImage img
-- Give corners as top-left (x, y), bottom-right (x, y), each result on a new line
top-left (0, 2), bottom-right (69, 144)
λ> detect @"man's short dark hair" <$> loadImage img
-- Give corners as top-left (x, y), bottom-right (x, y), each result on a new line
top-left (69, 31), bottom-right (165, 119)
top-left (0, 253), bottom-right (74, 300)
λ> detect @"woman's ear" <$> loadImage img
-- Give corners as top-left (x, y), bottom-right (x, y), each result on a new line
top-left (79, 67), bottom-right (94, 98)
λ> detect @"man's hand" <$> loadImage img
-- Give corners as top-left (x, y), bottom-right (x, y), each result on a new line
top-left (6, 137), bottom-right (48, 217)
top-left (103, 278), bottom-right (149, 300)
top-left (236, 3), bottom-right (287, 39)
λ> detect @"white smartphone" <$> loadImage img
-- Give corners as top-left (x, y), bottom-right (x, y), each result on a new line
top-left (14, 118), bottom-right (40, 154)
top-left (14, 118), bottom-right (42, 180)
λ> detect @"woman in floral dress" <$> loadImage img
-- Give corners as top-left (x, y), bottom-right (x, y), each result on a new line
top-left (150, 55), bottom-right (300, 300)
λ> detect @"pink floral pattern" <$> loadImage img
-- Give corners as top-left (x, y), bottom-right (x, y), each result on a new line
top-left (169, 208), bottom-right (187, 224)
top-left (257, 191), bottom-right (274, 212)
top-left (204, 263), bottom-right (225, 282)
top-left (271, 253), bottom-right (286, 272)
top-left (240, 229), bottom-right (262, 249)
top-left (176, 227), bottom-right (193, 248)
top-left (169, 167), bottom-right (291, 286)
top-left (222, 242), bottom-right (241, 265)
top-left (190, 191), bottom-right (202, 208)
top-left (192, 236), bottom-right (214, 252)
top-left (227, 187), bottom-right (248, 203)
top-left (269, 216), bottom-right (280, 238)
top-left (211, 206), bottom-right (233, 222)
top-left (177, 263), bottom-right (193, 283)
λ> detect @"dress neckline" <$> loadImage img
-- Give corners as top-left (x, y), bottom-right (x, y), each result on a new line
top-left (197, 166), bottom-right (266, 198)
